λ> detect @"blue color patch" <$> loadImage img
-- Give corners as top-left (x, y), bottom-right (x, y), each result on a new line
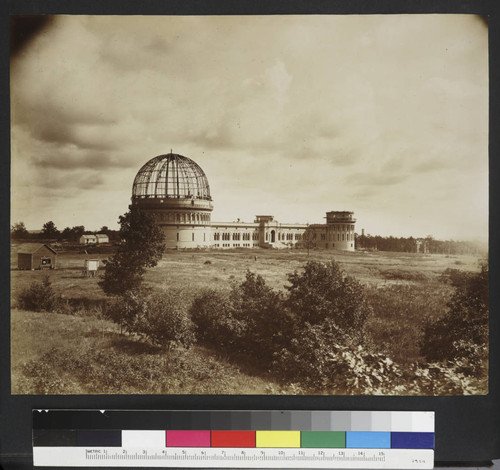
top-left (391, 432), bottom-right (435, 449)
top-left (346, 432), bottom-right (391, 448)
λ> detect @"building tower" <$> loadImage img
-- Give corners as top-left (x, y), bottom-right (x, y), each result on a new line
top-left (131, 153), bottom-right (213, 249)
top-left (325, 211), bottom-right (356, 251)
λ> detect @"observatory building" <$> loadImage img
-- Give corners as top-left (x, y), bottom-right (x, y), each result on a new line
top-left (131, 153), bottom-right (356, 251)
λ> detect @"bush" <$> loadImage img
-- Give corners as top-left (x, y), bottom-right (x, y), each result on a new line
top-left (231, 271), bottom-right (294, 360)
top-left (190, 289), bottom-right (246, 350)
top-left (190, 272), bottom-right (294, 362)
top-left (365, 283), bottom-right (451, 364)
top-left (420, 264), bottom-right (488, 364)
top-left (286, 260), bottom-right (372, 335)
top-left (17, 276), bottom-right (56, 312)
top-left (272, 319), bottom-right (404, 394)
top-left (106, 288), bottom-right (195, 349)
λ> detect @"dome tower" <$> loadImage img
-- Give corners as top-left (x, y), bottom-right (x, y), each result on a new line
top-left (131, 153), bottom-right (213, 249)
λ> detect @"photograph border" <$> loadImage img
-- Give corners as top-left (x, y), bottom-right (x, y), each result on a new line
top-left (1, 0), bottom-right (499, 467)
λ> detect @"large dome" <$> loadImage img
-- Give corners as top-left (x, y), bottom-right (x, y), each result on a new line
top-left (132, 153), bottom-right (212, 201)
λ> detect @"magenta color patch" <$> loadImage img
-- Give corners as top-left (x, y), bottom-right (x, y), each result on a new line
top-left (166, 430), bottom-right (211, 447)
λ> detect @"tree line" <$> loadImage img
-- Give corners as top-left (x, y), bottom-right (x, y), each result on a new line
top-left (10, 221), bottom-right (120, 243)
top-left (355, 233), bottom-right (485, 255)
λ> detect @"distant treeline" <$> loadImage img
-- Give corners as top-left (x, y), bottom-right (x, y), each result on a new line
top-left (11, 221), bottom-right (120, 243)
top-left (355, 234), bottom-right (486, 256)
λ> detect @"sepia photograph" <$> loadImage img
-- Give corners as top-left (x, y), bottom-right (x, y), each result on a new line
top-left (10, 14), bottom-right (488, 396)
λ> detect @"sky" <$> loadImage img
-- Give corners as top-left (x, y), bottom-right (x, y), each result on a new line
top-left (10, 15), bottom-right (489, 241)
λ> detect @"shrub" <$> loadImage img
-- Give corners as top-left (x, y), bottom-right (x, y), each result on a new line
top-left (285, 260), bottom-right (372, 335)
top-left (420, 264), bottom-right (488, 364)
top-left (439, 268), bottom-right (470, 288)
top-left (231, 271), bottom-right (294, 360)
top-left (189, 289), bottom-right (246, 350)
top-left (190, 272), bottom-right (294, 363)
top-left (106, 288), bottom-right (195, 349)
top-left (141, 290), bottom-right (196, 349)
top-left (17, 276), bottom-right (57, 312)
top-left (364, 283), bottom-right (451, 364)
top-left (272, 320), bottom-right (404, 394)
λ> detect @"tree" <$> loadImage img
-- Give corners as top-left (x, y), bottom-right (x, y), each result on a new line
top-left (71, 225), bottom-right (85, 240)
top-left (11, 221), bottom-right (29, 239)
top-left (61, 225), bottom-right (85, 241)
top-left (285, 260), bottom-right (372, 334)
top-left (98, 207), bottom-right (165, 296)
top-left (42, 221), bottom-right (59, 238)
top-left (299, 225), bottom-right (316, 256)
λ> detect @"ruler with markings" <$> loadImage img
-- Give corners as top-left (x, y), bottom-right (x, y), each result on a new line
top-left (33, 410), bottom-right (435, 468)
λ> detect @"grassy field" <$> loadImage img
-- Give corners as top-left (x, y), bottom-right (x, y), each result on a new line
top-left (10, 246), bottom-right (482, 301)
top-left (10, 245), bottom-right (486, 395)
top-left (11, 309), bottom-right (282, 394)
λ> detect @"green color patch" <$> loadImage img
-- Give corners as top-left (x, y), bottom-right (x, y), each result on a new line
top-left (301, 431), bottom-right (346, 448)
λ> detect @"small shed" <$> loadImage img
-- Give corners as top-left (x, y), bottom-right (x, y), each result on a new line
top-left (17, 244), bottom-right (57, 270)
top-left (80, 234), bottom-right (97, 245)
top-left (95, 233), bottom-right (109, 244)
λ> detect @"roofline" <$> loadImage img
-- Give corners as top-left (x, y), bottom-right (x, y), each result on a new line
top-left (17, 243), bottom-right (57, 255)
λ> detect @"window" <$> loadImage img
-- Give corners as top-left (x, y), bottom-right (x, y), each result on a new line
top-left (192, 233), bottom-right (195, 241)
top-left (176, 233), bottom-right (179, 241)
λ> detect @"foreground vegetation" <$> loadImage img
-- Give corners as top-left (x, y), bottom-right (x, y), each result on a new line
top-left (11, 249), bottom-right (488, 396)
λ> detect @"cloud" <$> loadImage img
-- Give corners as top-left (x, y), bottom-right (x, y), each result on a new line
top-left (10, 15), bottom-right (488, 241)
top-left (348, 171), bottom-right (410, 187)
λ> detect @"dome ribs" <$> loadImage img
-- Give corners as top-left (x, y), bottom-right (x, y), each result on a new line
top-left (132, 153), bottom-right (212, 202)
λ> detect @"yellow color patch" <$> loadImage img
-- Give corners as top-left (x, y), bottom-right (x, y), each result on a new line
top-left (256, 431), bottom-right (301, 448)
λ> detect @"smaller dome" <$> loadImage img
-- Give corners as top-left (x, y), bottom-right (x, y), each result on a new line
top-left (132, 153), bottom-right (212, 201)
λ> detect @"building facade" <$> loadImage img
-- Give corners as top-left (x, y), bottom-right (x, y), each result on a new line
top-left (131, 153), bottom-right (356, 251)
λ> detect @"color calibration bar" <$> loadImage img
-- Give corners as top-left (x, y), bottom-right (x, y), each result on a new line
top-left (34, 429), bottom-right (434, 449)
top-left (33, 410), bottom-right (434, 468)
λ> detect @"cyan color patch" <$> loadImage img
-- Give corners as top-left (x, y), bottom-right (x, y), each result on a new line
top-left (346, 432), bottom-right (391, 449)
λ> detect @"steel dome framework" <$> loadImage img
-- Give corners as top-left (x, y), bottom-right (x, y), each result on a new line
top-left (132, 153), bottom-right (212, 201)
